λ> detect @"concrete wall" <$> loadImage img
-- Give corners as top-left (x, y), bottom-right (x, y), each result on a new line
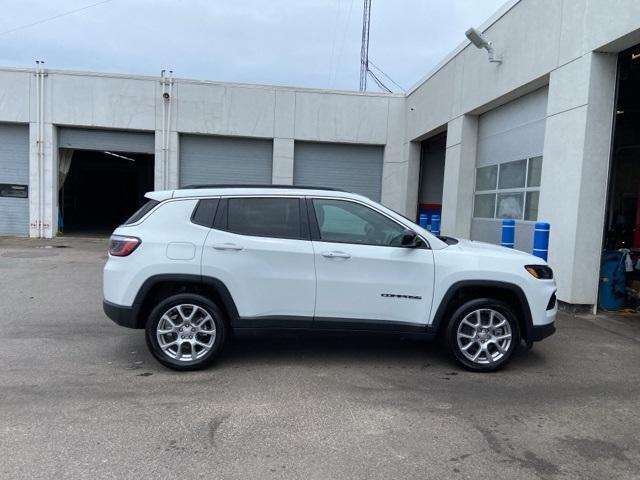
top-left (0, 68), bottom-right (406, 238)
top-left (539, 52), bottom-right (618, 304)
top-left (406, 0), bottom-right (640, 305)
top-left (406, 0), bottom-right (640, 138)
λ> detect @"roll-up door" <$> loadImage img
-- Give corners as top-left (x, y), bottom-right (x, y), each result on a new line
top-left (293, 142), bottom-right (383, 201)
top-left (471, 87), bottom-right (548, 250)
top-left (180, 135), bottom-right (273, 187)
top-left (58, 128), bottom-right (155, 153)
top-left (0, 123), bottom-right (29, 236)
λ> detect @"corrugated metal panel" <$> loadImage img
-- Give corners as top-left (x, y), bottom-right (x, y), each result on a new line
top-left (0, 123), bottom-right (29, 236)
top-left (180, 135), bottom-right (273, 187)
top-left (471, 218), bottom-right (534, 252)
top-left (293, 142), bottom-right (383, 201)
top-left (58, 128), bottom-right (155, 154)
top-left (477, 87), bottom-right (548, 167)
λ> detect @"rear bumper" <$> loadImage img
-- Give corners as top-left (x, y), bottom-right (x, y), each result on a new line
top-left (529, 322), bottom-right (556, 342)
top-left (103, 300), bottom-right (138, 329)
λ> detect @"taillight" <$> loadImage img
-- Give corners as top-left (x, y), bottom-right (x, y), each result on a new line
top-left (108, 235), bottom-right (141, 257)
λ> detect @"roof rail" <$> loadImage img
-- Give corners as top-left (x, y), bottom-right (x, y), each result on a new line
top-left (179, 184), bottom-right (345, 192)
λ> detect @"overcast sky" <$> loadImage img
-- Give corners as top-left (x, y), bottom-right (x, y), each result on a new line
top-left (1, 0), bottom-right (506, 92)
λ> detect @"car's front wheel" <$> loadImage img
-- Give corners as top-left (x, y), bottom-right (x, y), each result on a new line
top-left (446, 298), bottom-right (520, 372)
top-left (145, 293), bottom-right (227, 371)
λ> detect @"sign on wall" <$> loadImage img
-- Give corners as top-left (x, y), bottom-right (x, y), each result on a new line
top-left (0, 184), bottom-right (28, 198)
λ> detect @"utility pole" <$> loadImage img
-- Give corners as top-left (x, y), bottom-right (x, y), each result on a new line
top-left (359, 0), bottom-right (371, 91)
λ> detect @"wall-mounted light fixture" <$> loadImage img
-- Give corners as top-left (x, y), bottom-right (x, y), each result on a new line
top-left (465, 27), bottom-right (502, 64)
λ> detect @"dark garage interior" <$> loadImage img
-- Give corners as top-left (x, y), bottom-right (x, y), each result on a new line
top-left (600, 44), bottom-right (640, 310)
top-left (59, 150), bottom-right (154, 234)
top-left (417, 132), bottom-right (446, 227)
top-left (606, 45), bottom-right (640, 249)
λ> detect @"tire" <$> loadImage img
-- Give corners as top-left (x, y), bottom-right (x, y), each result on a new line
top-left (445, 298), bottom-right (520, 372)
top-left (145, 293), bottom-right (227, 371)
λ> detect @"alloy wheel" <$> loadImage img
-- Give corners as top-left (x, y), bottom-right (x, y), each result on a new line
top-left (456, 308), bottom-right (512, 365)
top-left (156, 304), bottom-right (216, 362)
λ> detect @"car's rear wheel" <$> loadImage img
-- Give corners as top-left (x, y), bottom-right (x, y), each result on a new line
top-left (145, 293), bottom-right (227, 371)
top-left (446, 298), bottom-right (520, 372)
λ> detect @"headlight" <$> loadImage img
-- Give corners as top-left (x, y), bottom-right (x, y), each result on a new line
top-left (525, 265), bottom-right (553, 279)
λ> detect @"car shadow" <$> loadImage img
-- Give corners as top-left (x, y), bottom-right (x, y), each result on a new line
top-left (220, 331), bottom-right (453, 369)
top-left (116, 329), bottom-right (551, 375)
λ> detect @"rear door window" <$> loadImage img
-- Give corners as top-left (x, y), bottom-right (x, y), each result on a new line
top-left (220, 197), bottom-right (303, 239)
top-left (191, 198), bottom-right (220, 228)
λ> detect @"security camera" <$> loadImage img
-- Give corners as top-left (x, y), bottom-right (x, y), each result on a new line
top-left (162, 92), bottom-right (170, 100)
top-left (465, 27), bottom-right (502, 64)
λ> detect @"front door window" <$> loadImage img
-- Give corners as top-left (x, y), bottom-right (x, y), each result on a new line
top-left (312, 199), bottom-right (406, 246)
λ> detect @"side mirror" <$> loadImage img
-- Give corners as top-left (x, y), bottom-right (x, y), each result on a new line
top-left (400, 230), bottom-right (422, 248)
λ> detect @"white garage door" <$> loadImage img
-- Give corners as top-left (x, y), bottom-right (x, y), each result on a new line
top-left (58, 127), bottom-right (155, 153)
top-left (180, 135), bottom-right (273, 187)
top-left (0, 124), bottom-right (30, 236)
top-left (471, 87), bottom-right (548, 251)
top-left (293, 142), bottom-right (383, 201)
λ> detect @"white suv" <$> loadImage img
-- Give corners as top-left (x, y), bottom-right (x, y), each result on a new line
top-left (103, 185), bottom-right (557, 372)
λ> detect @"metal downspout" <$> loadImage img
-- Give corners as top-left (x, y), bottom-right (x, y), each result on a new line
top-left (34, 61), bottom-right (43, 238)
top-left (166, 71), bottom-right (173, 190)
top-left (39, 63), bottom-right (45, 237)
top-left (160, 70), bottom-right (166, 192)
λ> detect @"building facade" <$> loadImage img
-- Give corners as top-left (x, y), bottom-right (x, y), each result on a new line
top-left (1, 0), bottom-right (640, 308)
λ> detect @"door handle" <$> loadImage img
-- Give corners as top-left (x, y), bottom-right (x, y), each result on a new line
top-left (322, 251), bottom-right (351, 259)
top-left (212, 243), bottom-right (244, 251)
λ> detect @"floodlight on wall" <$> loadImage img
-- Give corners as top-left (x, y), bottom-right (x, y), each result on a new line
top-left (465, 27), bottom-right (502, 64)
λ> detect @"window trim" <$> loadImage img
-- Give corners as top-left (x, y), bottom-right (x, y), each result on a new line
top-left (473, 156), bottom-right (542, 221)
top-left (213, 195), bottom-right (310, 241)
top-left (307, 197), bottom-right (430, 249)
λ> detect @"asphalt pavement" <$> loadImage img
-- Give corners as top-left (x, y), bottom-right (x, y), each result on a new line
top-left (1, 236), bottom-right (639, 479)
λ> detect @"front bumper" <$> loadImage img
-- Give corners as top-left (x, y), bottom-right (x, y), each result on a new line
top-left (529, 322), bottom-right (556, 342)
top-left (103, 300), bottom-right (138, 329)
top-left (524, 288), bottom-right (557, 342)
